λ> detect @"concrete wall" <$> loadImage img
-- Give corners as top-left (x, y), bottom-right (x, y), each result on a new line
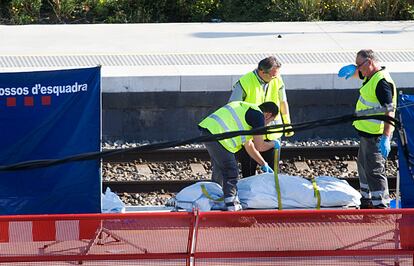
top-left (102, 69), bottom-right (414, 142)
top-left (102, 88), bottom-right (413, 142)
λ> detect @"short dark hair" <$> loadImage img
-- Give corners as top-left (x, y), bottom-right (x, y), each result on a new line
top-left (258, 56), bottom-right (282, 73)
top-left (259, 101), bottom-right (279, 116)
top-left (357, 49), bottom-right (379, 62)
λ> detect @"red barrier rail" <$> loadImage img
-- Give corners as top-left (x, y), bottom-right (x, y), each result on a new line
top-left (194, 209), bottom-right (414, 266)
top-left (0, 209), bottom-right (413, 265)
top-left (0, 212), bottom-right (195, 266)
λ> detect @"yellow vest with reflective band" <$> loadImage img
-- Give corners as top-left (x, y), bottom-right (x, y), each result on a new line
top-left (239, 71), bottom-right (283, 140)
top-left (198, 101), bottom-right (260, 153)
top-left (353, 69), bottom-right (396, 134)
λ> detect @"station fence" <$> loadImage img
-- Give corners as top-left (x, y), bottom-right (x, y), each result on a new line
top-left (0, 209), bottom-right (413, 265)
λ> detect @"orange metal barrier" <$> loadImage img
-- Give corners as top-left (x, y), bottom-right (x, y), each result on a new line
top-left (0, 209), bottom-right (413, 265)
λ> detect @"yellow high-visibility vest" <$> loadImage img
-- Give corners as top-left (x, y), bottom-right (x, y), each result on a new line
top-left (198, 101), bottom-right (261, 153)
top-left (353, 70), bottom-right (396, 134)
top-left (240, 71), bottom-right (283, 140)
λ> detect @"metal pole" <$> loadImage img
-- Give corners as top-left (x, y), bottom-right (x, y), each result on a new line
top-left (396, 159), bottom-right (400, 209)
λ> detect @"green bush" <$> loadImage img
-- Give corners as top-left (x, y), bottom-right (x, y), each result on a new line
top-left (318, 0), bottom-right (414, 21)
top-left (0, 0), bottom-right (413, 25)
top-left (9, 0), bottom-right (42, 24)
top-left (219, 0), bottom-right (271, 22)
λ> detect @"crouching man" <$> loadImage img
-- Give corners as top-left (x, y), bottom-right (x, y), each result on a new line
top-left (198, 101), bottom-right (280, 211)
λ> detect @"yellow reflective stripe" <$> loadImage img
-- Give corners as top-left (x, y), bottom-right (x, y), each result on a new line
top-left (311, 178), bottom-right (321, 210)
top-left (201, 184), bottom-right (224, 202)
top-left (274, 148), bottom-right (282, 210)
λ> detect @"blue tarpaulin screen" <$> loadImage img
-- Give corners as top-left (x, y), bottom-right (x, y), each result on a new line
top-left (0, 67), bottom-right (101, 214)
top-left (397, 93), bottom-right (414, 208)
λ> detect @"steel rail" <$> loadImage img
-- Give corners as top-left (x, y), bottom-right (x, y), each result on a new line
top-left (102, 145), bottom-right (398, 193)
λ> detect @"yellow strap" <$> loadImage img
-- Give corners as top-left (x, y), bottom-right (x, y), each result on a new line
top-left (274, 148), bottom-right (282, 210)
top-left (311, 178), bottom-right (321, 210)
top-left (282, 114), bottom-right (291, 124)
top-left (201, 184), bottom-right (224, 202)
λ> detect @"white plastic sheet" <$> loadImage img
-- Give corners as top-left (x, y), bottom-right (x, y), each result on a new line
top-left (175, 181), bottom-right (225, 211)
top-left (173, 174), bottom-right (361, 211)
top-left (238, 173), bottom-right (361, 209)
top-left (101, 187), bottom-right (126, 213)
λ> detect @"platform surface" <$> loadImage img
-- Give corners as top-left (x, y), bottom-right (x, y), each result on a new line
top-left (1, 21), bottom-right (414, 92)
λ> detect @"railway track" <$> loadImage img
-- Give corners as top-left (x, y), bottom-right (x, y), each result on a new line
top-left (103, 145), bottom-right (398, 162)
top-left (102, 145), bottom-right (398, 193)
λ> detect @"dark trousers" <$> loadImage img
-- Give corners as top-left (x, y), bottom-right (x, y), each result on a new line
top-left (203, 140), bottom-right (239, 200)
top-left (236, 146), bottom-right (275, 178)
top-left (357, 136), bottom-right (389, 208)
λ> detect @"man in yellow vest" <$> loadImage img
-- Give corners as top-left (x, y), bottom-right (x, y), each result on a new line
top-left (228, 56), bottom-right (293, 178)
top-left (198, 101), bottom-right (280, 211)
top-left (338, 49), bottom-right (396, 209)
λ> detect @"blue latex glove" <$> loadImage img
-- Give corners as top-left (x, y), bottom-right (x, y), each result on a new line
top-left (274, 140), bottom-right (281, 149)
top-left (378, 135), bottom-right (391, 159)
top-left (260, 163), bottom-right (274, 173)
top-left (338, 64), bottom-right (357, 79)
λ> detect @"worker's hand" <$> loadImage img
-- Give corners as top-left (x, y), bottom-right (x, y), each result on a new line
top-left (282, 114), bottom-right (294, 137)
top-left (260, 163), bottom-right (274, 173)
top-left (378, 135), bottom-right (391, 159)
top-left (338, 64), bottom-right (357, 79)
top-left (273, 140), bottom-right (281, 149)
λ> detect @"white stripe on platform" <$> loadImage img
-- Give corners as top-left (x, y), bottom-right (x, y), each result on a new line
top-left (56, 220), bottom-right (79, 241)
top-left (9, 221), bottom-right (33, 242)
